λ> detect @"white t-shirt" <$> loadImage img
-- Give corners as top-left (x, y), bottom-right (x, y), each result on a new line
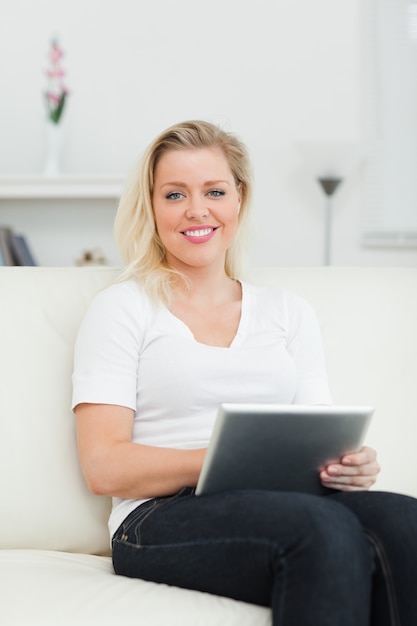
top-left (72, 280), bottom-right (332, 537)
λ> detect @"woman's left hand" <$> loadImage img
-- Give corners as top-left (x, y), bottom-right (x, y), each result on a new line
top-left (320, 446), bottom-right (381, 491)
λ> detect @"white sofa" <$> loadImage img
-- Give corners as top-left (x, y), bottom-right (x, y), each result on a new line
top-left (1, 266), bottom-right (416, 626)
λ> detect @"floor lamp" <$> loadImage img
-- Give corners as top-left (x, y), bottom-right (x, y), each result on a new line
top-left (317, 176), bottom-right (342, 266)
top-left (295, 142), bottom-right (361, 265)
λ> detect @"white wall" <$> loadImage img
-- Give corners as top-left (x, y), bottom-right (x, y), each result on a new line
top-left (1, 0), bottom-right (416, 267)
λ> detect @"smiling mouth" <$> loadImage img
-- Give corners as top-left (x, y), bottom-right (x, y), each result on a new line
top-left (181, 227), bottom-right (217, 237)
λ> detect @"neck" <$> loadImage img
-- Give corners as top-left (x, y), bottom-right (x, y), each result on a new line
top-left (171, 262), bottom-right (237, 306)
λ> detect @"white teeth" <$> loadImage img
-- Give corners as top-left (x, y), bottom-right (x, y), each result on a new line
top-left (183, 228), bottom-right (213, 237)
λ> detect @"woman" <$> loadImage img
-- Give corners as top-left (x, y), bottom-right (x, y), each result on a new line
top-left (72, 120), bottom-right (417, 625)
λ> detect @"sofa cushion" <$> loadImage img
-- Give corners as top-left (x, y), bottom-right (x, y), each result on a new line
top-left (248, 266), bottom-right (417, 499)
top-left (0, 267), bottom-right (119, 555)
top-left (1, 550), bottom-right (271, 626)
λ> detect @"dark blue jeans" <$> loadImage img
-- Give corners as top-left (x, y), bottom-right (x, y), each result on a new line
top-left (112, 489), bottom-right (417, 626)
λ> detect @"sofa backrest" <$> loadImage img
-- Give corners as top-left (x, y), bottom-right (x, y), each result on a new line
top-left (249, 267), bottom-right (417, 499)
top-left (1, 266), bottom-right (416, 557)
top-left (0, 267), bottom-right (119, 556)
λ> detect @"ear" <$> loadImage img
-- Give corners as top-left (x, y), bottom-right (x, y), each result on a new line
top-left (237, 183), bottom-right (242, 213)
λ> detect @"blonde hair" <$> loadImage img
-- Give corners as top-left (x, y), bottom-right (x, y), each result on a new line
top-left (114, 120), bottom-right (253, 303)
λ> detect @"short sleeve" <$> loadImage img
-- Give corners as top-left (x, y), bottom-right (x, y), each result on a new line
top-left (71, 282), bottom-right (145, 411)
top-left (284, 293), bottom-right (332, 405)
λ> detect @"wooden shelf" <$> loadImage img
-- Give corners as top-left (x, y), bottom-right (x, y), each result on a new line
top-left (0, 175), bottom-right (125, 199)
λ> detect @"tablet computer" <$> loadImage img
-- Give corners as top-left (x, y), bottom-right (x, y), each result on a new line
top-left (196, 403), bottom-right (374, 497)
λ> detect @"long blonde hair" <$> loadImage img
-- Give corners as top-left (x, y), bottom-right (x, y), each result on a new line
top-left (114, 120), bottom-right (253, 303)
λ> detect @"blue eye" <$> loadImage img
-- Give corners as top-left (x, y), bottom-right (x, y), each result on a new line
top-left (166, 192), bottom-right (184, 200)
top-left (208, 190), bottom-right (225, 197)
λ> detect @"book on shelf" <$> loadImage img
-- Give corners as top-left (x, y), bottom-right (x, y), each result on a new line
top-left (0, 226), bottom-right (37, 266)
top-left (9, 233), bottom-right (37, 266)
top-left (0, 227), bottom-right (15, 265)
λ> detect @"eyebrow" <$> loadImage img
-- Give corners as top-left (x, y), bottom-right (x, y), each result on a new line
top-left (159, 179), bottom-right (231, 189)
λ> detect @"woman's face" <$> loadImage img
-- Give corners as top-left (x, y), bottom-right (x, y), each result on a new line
top-left (152, 147), bottom-right (241, 273)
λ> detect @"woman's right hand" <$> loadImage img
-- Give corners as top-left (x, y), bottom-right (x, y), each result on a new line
top-left (75, 402), bottom-right (206, 499)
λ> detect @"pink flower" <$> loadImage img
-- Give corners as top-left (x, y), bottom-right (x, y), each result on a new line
top-left (44, 38), bottom-right (69, 124)
top-left (46, 71), bottom-right (65, 81)
top-left (46, 92), bottom-right (61, 104)
top-left (49, 41), bottom-right (64, 63)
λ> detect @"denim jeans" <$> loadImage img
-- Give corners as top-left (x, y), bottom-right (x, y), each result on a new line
top-left (112, 489), bottom-right (417, 626)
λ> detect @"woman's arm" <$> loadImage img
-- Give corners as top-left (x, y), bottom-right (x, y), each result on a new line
top-left (75, 403), bottom-right (206, 499)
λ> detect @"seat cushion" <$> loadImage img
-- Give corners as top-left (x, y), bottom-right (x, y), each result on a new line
top-left (1, 550), bottom-right (271, 626)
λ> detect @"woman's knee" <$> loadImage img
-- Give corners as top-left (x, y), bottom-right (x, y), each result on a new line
top-left (239, 491), bottom-right (371, 572)
top-left (331, 490), bottom-right (417, 534)
top-left (289, 495), bottom-right (370, 566)
top-left (264, 494), bottom-right (372, 615)
top-left (330, 490), bottom-right (417, 567)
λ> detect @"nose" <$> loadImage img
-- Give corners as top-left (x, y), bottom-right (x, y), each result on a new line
top-left (185, 194), bottom-right (209, 219)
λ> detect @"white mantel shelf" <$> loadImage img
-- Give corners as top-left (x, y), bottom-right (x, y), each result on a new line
top-left (0, 175), bottom-right (125, 199)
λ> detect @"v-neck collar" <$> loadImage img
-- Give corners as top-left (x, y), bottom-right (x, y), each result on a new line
top-left (164, 281), bottom-right (249, 349)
